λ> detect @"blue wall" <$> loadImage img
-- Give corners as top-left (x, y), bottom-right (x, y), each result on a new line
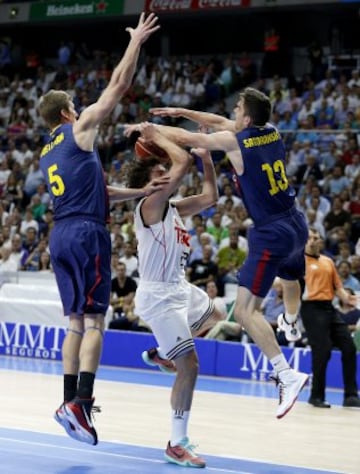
top-left (0, 322), bottom-right (359, 389)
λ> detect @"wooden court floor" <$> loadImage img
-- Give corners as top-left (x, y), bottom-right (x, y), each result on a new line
top-left (0, 357), bottom-right (358, 474)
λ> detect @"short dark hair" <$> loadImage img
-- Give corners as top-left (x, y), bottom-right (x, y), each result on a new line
top-left (124, 157), bottom-right (162, 189)
top-left (239, 87), bottom-right (272, 126)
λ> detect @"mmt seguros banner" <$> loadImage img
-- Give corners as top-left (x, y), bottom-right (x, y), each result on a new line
top-left (0, 321), bottom-right (354, 389)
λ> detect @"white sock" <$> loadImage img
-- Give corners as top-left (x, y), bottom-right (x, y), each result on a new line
top-left (170, 410), bottom-right (190, 446)
top-left (156, 347), bottom-right (168, 359)
top-left (270, 354), bottom-right (290, 374)
top-left (284, 312), bottom-right (298, 324)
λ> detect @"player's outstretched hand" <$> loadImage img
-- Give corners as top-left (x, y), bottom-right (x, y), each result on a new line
top-left (124, 123), bottom-right (142, 137)
top-left (190, 147), bottom-right (212, 163)
top-left (142, 175), bottom-right (170, 196)
top-left (126, 12), bottom-right (160, 44)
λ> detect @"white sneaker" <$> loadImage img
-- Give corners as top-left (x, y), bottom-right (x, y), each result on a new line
top-left (277, 313), bottom-right (302, 342)
top-left (272, 369), bottom-right (309, 419)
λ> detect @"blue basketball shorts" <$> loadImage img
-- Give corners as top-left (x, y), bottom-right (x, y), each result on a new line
top-left (237, 209), bottom-right (308, 298)
top-left (50, 218), bottom-right (111, 316)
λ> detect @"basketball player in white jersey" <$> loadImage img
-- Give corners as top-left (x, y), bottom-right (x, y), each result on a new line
top-left (126, 123), bottom-right (223, 468)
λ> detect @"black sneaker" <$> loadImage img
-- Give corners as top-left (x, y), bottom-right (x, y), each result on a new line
top-left (343, 396), bottom-right (360, 408)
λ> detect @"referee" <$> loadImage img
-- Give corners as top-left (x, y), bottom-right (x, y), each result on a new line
top-left (301, 228), bottom-right (360, 408)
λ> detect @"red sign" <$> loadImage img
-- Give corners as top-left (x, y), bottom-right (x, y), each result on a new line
top-left (145, 0), bottom-right (251, 12)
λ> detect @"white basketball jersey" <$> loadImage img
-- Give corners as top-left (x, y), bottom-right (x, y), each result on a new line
top-left (134, 199), bottom-right (191, 282)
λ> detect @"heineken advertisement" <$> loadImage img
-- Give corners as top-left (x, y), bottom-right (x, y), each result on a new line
top-left (30, 0), bottom-right (125, 21)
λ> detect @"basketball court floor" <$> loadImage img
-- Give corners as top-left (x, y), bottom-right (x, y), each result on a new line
top-left (0, 356), bottom-right (358, 474)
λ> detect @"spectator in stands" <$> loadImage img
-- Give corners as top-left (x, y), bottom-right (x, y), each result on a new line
top-left (22, 225), bottom-right (38, 253)
top-left (23, 237), bottom-right (48, 271)
top-left (324, 197), bottom-right (352, 237)
top-left (323, 164), bottom-right (350, 198)
top-left (6, 233), bottom-right (28, 271)
top-left (307, 41), bottom-right (324, 82)
top-left (217, 233), bottom-right (247, 290)
top-left (186, 243), bottom-right (218, 291)
top-left (217, 182), bottom-right (242, 208)
top-left (305, 208), bottom-right (325, 238)
top-left (337, 260), bottom-right (360, 292)
top-left (19, 206), bottom-right (39, 236)
top-left (305, 184), bottom-right (331, 216)
top-left (206, 210), bottom-right (228, 246)
top-left (38, 250), bottom-right (52, 272)
top-left (301, 228), bottom-right (360, 408)
top-left (294, 152), bottom-right (323, 192)
top-left (262, 28), bottom-right (281, 77)
top-left (22, 157), bottom-right (45, 207)
top-left (119, 241), bottom-right (138, 278)
top-left (108, 262), bottom-right (150, 332)
top-left (188, 231), bottom-right (217, 264)
top-left (337, 288), bottom-right (360, 338)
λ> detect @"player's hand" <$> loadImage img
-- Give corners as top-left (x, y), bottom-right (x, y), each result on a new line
top-left (190, 147), bottom-right (212, 162)
top-left (123, 123), bottom-right (141, 137)
top-left (150, 107), bottom-right (183, 117)
top-left (142, 175), bottom-right (170, 196)
top-left (139, 121), bottom-right (158, 141)
top-left (126, 12), bottom-right (160, 44)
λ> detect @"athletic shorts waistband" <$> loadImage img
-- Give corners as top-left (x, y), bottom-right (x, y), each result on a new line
top-left (54, 214), bottom-right (106, 226)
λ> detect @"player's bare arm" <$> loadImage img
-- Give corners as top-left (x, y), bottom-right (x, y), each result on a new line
top-left (150, 107), bottom-right (236, 132)
top-left (175, 148), bottom-right (219, 218)
top-left (107, 175), bottom-right (170, 202)
top-left (74, 12), bottom-right (159, 137)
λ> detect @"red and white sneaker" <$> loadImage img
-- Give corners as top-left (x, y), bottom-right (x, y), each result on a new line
top-left (142, 348), bottom-right (176, 374)
top-left (54, 403), bottom-right (80, 441)
top-left (62, 397), bottom-right (100, 445)
top-left (164, 437), bottom-right (206, 468)
top-left (271, 369), bottom-right (309, 419)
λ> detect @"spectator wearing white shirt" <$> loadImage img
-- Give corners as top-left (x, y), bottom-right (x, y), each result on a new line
top-left (119, 241), bottom-right (138, 278)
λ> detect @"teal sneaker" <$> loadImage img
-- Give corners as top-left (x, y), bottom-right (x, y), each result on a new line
top-left (165, 437), bottom-right (206, 468)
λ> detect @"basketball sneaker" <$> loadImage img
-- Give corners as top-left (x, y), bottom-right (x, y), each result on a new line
top-left (142, 348), bottom-right (176, 373)
top-left (271, 369), bottom-right (309, 419)
top-left (277, 313), bottom-right (302, 342)
top-left (61, 397), bottom-right (99, 445)
top-left (54, 403), bottom-right (81, 441)
top-left (164, 437), bottom-right (206, 468)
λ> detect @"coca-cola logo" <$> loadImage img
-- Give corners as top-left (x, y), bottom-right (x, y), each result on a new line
top-left (146, 0), bottom-right (248, 11)
top-left (198, 0), bottom-right (242, 7)
top-left (147, 0), bottom-right (192, 11)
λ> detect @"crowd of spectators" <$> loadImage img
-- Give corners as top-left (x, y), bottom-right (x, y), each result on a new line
top-left (0, 39), bottom-right (360, 344)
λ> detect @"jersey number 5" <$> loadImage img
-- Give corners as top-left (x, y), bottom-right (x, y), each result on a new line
top-left (261, 160), bottom-right (288, 196)
top-left (48, 164), bottom-right (65, 196)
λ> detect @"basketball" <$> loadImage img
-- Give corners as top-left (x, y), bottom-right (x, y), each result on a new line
top-left (134, 138), bottom-right (169, 164)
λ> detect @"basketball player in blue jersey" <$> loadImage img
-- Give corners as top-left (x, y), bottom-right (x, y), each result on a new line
top-left (37, 13), bottom-right (162, 446)
top-left (126, 87), bottom-right (309, 419)
top-left (125, 123), bottom-right (223, 468)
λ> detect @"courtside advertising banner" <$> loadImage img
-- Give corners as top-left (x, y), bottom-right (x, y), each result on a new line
top-left (29, 0), bottom-right (125, 21)
top-left (144, 0), bottom-right (251, 13)
top-left (0, 321), bottom-right (357, 389)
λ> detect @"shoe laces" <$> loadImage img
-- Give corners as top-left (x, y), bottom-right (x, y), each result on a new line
top-left (90, 404), bottom-right (101, 421)
top-left (179, 437), bottom-right (199, 454)
top-left (269, 373), bottom-right (285, 404)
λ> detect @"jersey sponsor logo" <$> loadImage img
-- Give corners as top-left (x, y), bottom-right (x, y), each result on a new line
top-left (175, 225), bottom-right (190, 247)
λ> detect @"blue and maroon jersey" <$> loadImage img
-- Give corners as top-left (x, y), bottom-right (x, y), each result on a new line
top-left (235, 125), bottom-right (295, 226)
top-left (39, 123), bottom-right (109, 224)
